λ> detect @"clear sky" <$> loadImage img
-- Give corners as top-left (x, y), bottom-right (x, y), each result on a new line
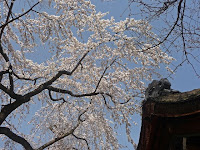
top-left (92, 0), bottom-right (200, 149)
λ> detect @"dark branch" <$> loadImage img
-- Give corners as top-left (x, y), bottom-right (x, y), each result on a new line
top-left (48, 90), bottom-right (66, 102)
top-left (12, 71), bottom-right (42, 85)
top-left (0, 1), bottom-right (39, 62)
top-left (157, 0), bottom-right (183, 44)
top-left (9, 72), bottom-right (14, 92)
top-left (72, 133), bottom-right (90, 150)
top-left (0, 127), bottom-right (33, 150)
top-left (0, 96), bottom-right (29, 125)
top-left (71, 50), bottom-right (90, 74)
top-left (0, 83), bottom-right (21, 99)
top-left (0, 2), bottom-right (40, 29)
top-left (0, 0), bottom-right (15, 39)
top-left (78, 108), bottom-right (88, 122)
top-left (134, 0), bottom-right (184, 52)
top-left (94, 58), bottom-right (117, 93)
top-left (167, 59), bottom-right (186, 77)
top-left (47, 86), bottom-right (101, 97)
top-left (0, 69), bottom-right (9, 82)
top-left (23, 70), bottom-right (70, 98)
top-left (101, 94), bottom-right (113, 109)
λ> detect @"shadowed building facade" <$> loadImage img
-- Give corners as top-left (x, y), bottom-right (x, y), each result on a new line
top-left (137, 89), bottom-right (200, 150)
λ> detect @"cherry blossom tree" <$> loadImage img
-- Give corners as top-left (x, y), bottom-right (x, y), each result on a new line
top-left (0, 0), bottom-right (173, 149)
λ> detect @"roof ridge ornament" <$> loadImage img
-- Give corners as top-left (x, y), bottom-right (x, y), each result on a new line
top-left (145, 78), bottom-right (179, 100)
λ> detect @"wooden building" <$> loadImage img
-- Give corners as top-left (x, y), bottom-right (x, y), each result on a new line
top-left (137, 89), bottom-right (200, 150)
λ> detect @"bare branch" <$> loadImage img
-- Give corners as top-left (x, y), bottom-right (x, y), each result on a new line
top-left (0, 127), bottom-right (33, 150)
top-left (8, 72), bottom-right (14, 91)
top-left (71, 50), bottom-right (90, 74)
top-left (47, 86), bottom-right (101, 98)
top-left (48, 90), bottom-right (66, 102)
top-left (94, 58), bottom-right (117, 93)
top-left (78, 108), bottom-right (88, 122)
top-left (23, 70), bottom-right (69, 98)
top-left (185, 55), bottom-right (200, 78)
top-left (119, 98), bottom-right (131, 104)
top-left (180, 0), bottom-right (186, 53)
top-left (158, 0), bottom-right (183, 44)
top-left (129, 0), bottom-right (184, 53)
top-left (101, 94), bottom-right (113, 109)
top-left (167, 59), bottom-right (187, 78)
top-left (0, 69), bottom-right (9, 82)
top-left (72, 133), bottom-right (90, 150)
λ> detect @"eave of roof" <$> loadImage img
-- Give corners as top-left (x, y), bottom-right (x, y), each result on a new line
top-left (148, 88), bottom-right (200, 103)
top-left (143, 89), bottom-right (200, 117)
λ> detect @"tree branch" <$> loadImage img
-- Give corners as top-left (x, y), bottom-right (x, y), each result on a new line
top-left (36, 119), bottom-right (82, 150)
top-left (72, 133), bottom-right (90, 150)
top-left (47, 86), bottom-right (101, 97)
top-left (0, 0), bottom-right (15, 39)
top-left (71, 50), bottom-right (90, 74)
top-left (12, 71), bottom-right (42, 85)
top-left (94, 58), bottom-right (117, 93)
top-left (135, 0), bottom-right (184, 52)
top-left (0, 1), bottom-right (39, 63)
top-left (0, 83), bottom-right (21, 99)
top-left (0, 127), bottom-right (33, 150)
top-left (0, 51), bottom-right (90, 131)
top-left (36, 108), bottom-right (89, 150)
top-left (24, 51), bottom-right (90, 98)
top-left (48, 90), bottom-right (66, 102)
top-left (101, 94), bottom-right (113, 109)
top-left (0, 2), bottom-right (40, 29)
top-left (0, 69), bottom-right (9, 82)
top-left (0, 96), bottom-right (29, 125)
top-left (9, 72), bottom-right (14, 92)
